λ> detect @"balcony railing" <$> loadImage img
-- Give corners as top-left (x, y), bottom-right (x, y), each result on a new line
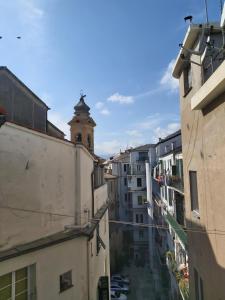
top-left (166, 175), bottom-right (184, 192)
top-left (127, 165), bottom-right (146, 175)
top-left (164, 213), bottom-right (187, 249)
top-left (166, 251), bottom-right (189, 300)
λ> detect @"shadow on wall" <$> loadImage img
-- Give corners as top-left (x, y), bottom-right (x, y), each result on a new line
top-left (186, 218), bottom-right (225, 300)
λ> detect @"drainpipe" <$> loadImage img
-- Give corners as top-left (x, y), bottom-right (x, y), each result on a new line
top-left (87, 239), bottom-right (90, 300)
top-left (91, 164), bottom-right (95, 218)
top-left (146, 161), bottom-right (153, 269)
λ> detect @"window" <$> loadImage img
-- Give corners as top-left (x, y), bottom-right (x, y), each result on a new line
top-left (76, 133), bottom-right (82, 142)
top-left (87, 134), bottom-right (91, 148)
top-left (137, 195), bottom-right (143, 205)
top-left (183, 64), bottom-right (192, 95)
top-left (136, 214), bottom-right (139, 223)
top-left (137, 178), bottom-right (142, 187)
top-left (165, 187), bottom-right (168, 201)
top-left (124, 164), bottom-right (128, 172)
top-left (189, 171), bottom-right (199, 212)
top-left (168, 189), bottom-right (173, 206)
top-left (124, 178), bottom-right (127, 186)
top-left (125, 193), bottom-right (127, 202)
top-left (138, 152), bottom-right (148, 161)
top-left (60, 271), bottom-right (73, 292)
top-left (140, 214), bottom-right (144, 223)
top-left (0, 265), bottom-right (36, 300)
top-left (139, 230), bottom-right (144, 239)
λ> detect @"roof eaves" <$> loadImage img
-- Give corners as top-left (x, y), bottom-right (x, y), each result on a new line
top-left (0, 66), bottom-right (50, 110)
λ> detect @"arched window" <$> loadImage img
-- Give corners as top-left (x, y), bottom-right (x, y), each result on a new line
top-left (87, 134), bottom-right (91, 148)
top-left (76, 133), bottom-right (82, 143)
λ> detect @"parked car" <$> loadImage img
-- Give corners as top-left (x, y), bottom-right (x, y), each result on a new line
top-left (110, 282), bottom-right (129, 294)
top-left (111, 274), bottom-right (130, 285)
top-left (111, 290), bottom-right (127, 300)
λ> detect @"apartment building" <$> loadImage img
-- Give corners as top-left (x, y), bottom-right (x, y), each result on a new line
top-left (110, 145), bottom-right (151, 265)
top-left (127, 145), bottom-right (150, 264)
top-left (150, 130), bottom-right (188, 300)
top-left (172, 15), bottom-right (225, 300)
top-left (0, 68), bottom-right (110, 300)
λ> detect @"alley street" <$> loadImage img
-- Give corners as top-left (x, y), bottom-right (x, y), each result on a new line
top-left (122, 261), bottom-right (170, 300)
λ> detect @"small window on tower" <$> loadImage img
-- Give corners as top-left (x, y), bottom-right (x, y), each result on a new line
top-left (76, 133), bottom-right (82, 142)
top-left (87, 134), bottom-right (91, 148)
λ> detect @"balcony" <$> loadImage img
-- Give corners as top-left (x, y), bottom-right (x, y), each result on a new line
top-left (127, 164), bottom-right (146, 176)
top-left (164, 213), bottom-right (187, 249)
top-left (166, 251), bottom-right (189, 300)
top-left (166, 175), bottom-right (184, 193)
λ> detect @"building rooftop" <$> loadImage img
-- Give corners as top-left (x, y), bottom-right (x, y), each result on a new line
top-left (172, 23), bottom-right (221, 79)
top-left (0, 66), bottom-right (50, 109)
top-left (131, 144), bottom-right (154, 152)
top-left (156, 129), bottom-right (181, 145)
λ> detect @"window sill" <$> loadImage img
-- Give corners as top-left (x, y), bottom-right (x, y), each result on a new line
top-left (60, 285), bottom-right (74, 293)
top-left (183, 86), bottom-right (192, 98)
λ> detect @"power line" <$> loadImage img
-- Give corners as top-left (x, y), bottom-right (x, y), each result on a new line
top-left (93, 218), bottom-right (225, 236)
top-left (1, 203), bottom-right (225, 236)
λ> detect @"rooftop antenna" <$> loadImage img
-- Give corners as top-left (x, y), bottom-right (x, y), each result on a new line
top-left (204, 0), bottom-right (209, 24)
top-left (220, 0), bottom-right (223, 15)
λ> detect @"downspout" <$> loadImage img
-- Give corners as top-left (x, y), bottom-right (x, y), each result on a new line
top-left (91, 164), bottom-right (95, 218)
top-left (87, 239), bottom-right (90, 300)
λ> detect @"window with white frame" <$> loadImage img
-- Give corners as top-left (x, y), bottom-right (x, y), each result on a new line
top-left (0, 265), bottom-right (36, 300)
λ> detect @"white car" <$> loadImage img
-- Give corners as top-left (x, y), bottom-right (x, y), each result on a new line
top-left (111, 290), bottom-right (127, 300)
top-left (111, 275), bottom-right (130, 285)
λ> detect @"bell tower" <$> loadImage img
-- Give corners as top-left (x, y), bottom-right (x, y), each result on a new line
top-left (68, 94), bottom-right (96, 153)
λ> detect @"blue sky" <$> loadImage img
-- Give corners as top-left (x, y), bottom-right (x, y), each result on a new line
top-left (0, 0), bottom-right (221, 156)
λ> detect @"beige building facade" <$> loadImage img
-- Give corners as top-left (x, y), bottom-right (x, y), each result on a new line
top-left (173, 22), bottom-right (225, 300)
top-left (0, 71), bottom-right (110, 300)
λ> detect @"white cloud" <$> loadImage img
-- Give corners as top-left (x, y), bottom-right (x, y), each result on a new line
top-left (95, 102), bottom-right (104, 109)
top-left (100, 108), bottom-right (110, 115)
top-left (160, 59), bottom-right (179, 92)
top-left (153, 122), bottom-right (180, 142)
top-left (95, 101), bottom-right (110, 116)
top-left (95, 139), bottom-right (123, 156)
top-left (107, 93), bottom-right (134, 104)
top-left (126, 130), bottom-right (143, 138)
top-left (48, 111), bottom-right (70, 139)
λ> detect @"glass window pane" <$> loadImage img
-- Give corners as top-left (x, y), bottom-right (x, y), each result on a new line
top-left (15, 292), bottom-right (27, 300)
top-left (0, 286), bottom-right (12, 299)
top-left (15, 278), bottom-right (27, 294)
top-left (16, 268), bottom-right (27, 281)
top-left (0, 273), bottom-right (11, 289)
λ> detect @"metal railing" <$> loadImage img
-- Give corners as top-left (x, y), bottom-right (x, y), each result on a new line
top-left (166, 175), bottom-right (184, 192)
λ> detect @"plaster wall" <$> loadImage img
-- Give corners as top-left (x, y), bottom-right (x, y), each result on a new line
top-left (0, 237), bottom-right (88, 300)
top-left (179, 46), bottom-right (225, 299)
top-left (0, 122), bottom-right (94, 250)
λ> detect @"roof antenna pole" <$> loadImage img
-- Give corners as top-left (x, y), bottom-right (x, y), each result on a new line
top-left (204, 0), bottom-right (209, 24)
top-left (220, 0), bottom-right (223, 15)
